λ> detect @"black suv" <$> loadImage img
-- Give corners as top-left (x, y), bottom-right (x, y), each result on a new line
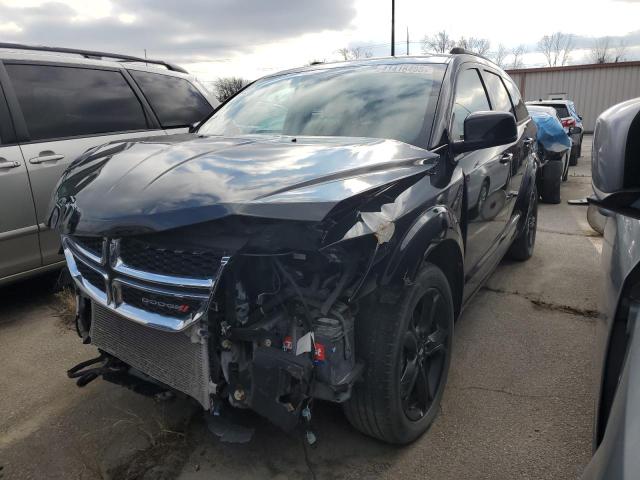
top-left (51, 51), bottom-right (538, 444)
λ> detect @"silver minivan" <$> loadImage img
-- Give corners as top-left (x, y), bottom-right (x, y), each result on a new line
top-left (0, 43), bottom-right (217, 285)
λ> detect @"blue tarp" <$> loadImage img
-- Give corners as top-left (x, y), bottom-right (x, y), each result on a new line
top-left (530, 110), bottom-right (571, 154)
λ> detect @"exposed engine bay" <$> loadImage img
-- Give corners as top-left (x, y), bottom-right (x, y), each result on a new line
top-left (65, 215), bottom-right (388, 435)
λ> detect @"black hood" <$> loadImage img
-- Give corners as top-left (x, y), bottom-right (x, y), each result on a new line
top-left (52, 134), bottom-right (439, 235)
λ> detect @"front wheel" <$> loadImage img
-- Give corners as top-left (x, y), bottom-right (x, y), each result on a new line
top-left (344, 263), bottom-right (454, 444)
top-left (507, 183), bottom-right (538, 261)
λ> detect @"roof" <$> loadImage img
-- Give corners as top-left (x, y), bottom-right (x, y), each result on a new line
top-left (527, 100), bottom-right (573, 106)
top-left (506, 60), bottom-right (640, 75)
top-left (262, 52), bottom-right (503, 80)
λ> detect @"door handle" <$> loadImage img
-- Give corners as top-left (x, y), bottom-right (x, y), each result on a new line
top-left (0, 158), bottom-right (20, 169)
top-left (500, 153), bottom-right (513, 164)
top-left (29, 152), bottom-right (65, 164)
top-left (524, 137), bottom-right (535, 146)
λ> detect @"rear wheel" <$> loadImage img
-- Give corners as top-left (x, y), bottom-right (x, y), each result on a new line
top-left (507, 184), bottom-right (538, 261)
top-left (344, 263), bottom-right (454, 444)
top-left (569, 146), bottom-right (578, 166)
top-left (540, 161), bottom-right (562, 204)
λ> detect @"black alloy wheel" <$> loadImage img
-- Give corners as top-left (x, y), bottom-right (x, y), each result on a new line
top-left (508, 183), bottom-right (538, 261)
top-left (344, 263), bottom-right (454, 444)
top-left (400, 287), bottom-right (450, 421)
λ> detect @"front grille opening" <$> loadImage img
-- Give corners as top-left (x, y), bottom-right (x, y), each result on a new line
top-left (120, 237), bottom-right (220, 279)
top-left (74, 236), bottom-right (103, 257)
top-left (76, 261), bottom-right (105, 291)
top-left (120, 284), bottom-right (203, 318)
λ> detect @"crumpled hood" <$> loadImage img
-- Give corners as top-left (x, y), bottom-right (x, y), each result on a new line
top-left (52, 134), bottom-right (438, 235)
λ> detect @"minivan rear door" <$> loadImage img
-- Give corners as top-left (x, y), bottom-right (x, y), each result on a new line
top-left (2, 62), bottom-right (166, 265)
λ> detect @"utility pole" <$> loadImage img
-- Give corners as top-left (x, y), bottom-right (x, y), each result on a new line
top-left (406, 26), bottom-right (409, 55)
top-left (391, 0), bottom-right (395, 56)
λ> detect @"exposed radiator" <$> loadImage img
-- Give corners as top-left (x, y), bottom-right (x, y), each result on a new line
top-left (90, 304), bottom-right (211, 408)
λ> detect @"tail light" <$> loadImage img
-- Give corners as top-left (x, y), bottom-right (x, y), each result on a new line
top-left (562, 118), bottom-right (576, 128)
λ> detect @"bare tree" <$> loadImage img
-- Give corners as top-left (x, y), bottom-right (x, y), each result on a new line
top-left (491, 44), bottom-right (509, 68)
top-left (457, 37), bottom-right (491, 55)
top-left (421, 30), bottom-right (455, 54)
top-left (336, 47), bottom-right (372, 61)
top-left (590, 37), bottom-right (611, 64)
top-left (510, 45), bottom-right (526, 69)
top-left (614, 40), bottom-right (627, 62)
top-left (538, 32), bottom-right (574, 66)
top-left (589, 37), bottom-right (627, 64)
top-left (213, 77), bottom-right (249, 103)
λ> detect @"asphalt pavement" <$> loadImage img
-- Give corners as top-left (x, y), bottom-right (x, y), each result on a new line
top-left (0, 137), bottom-right (599, 480)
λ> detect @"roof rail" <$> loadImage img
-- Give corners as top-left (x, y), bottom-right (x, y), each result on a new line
top-left (0, 42), bottom-right (189, 74)
top-left (449, 47), bottom-right (496, 66)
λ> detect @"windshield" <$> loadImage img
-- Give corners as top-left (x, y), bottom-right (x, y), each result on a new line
top-left (198, 63), bottom-right (446, 148)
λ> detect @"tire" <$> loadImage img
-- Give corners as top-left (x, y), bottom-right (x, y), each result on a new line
top-left (569, 147), bottom-right (578, 166)
top-left (344, 263), bottom-right (454, 444)
top-left (577, 137), bottom-right (582, 158)
top-left (540, 161), bottom-right (562, 204)
top-left (507, 183), bottom-right (538, 261)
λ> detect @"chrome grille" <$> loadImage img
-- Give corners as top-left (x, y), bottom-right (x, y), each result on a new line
top-left (63, 235), bottom-right (229, 331)
top-left (74, 236), bottom-right (104, 258)
top-left (91, 304), bottom-right (211, 407)
top-left (120, 237), bottom-right (220, 279)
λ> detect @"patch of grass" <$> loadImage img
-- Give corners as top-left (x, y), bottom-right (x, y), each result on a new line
top-left (52, 287), bottom-right (77, 329)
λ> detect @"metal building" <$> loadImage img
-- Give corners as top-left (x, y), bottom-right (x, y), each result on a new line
top-left (506, 61), bottom-right (640, 132)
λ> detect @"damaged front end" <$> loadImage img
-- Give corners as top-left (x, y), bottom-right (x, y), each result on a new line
top-left (63, 213), bottom-right (394, 433)
top-left (53, 134), bottom-right (443, 435)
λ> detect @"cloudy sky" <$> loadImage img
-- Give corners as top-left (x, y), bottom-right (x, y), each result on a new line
top-left (1, 0), bottom-right (640, 84)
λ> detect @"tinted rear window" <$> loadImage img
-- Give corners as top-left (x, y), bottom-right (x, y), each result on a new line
top-left (130, 71), bottom-right (213, 128)
top-left (6, 64), bottom-right (149, 141)
top-left (503, 79), bottom-right (529, 122)
top-left (539, 104), bottom-right (570, 118)
top-left (482, 71), bottom-right (513, 114)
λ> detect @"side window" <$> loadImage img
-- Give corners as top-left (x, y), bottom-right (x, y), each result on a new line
top-left (5, 64), bottom-right (148, 142)
top-left (483, 71), bottom-right (513, 114)
top-left (129, 71), bottom-right (214, 128)
top-left (451, 68), bottom-right (490, 141)
top-left (503, 78), bottom-right (529, 122)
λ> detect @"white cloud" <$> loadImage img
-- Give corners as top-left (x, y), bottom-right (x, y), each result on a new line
top-left (0, 21), bottom-right (22, 33)
top-left (1, 0), bottom-right (639, 80)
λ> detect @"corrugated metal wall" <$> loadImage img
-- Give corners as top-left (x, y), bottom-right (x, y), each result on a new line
top-left (507, 63), bottom-right (640, 132)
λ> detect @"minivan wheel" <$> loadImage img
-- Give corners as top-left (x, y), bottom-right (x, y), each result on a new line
top-left (507, 184), bottom-right (538, 261)
top-left (344, 263), bottom-right (454, 444)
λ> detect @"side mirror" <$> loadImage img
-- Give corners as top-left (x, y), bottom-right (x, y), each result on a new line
top-left (453, 111), bottom-right (517, 154)
top-left (589, 98), bottom-right (640, 218)
top-left (579, 115), bottom-right (583, 121)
